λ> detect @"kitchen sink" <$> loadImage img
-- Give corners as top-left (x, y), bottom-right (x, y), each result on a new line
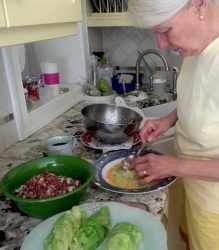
top-left (140, 101), bottom-right (176, 156)
top-left (141, 101), bottom-right (176, 118)
top-left (151, 136), bottom-right (175, 156)
top-left (115, 97), bottom-right (177, 142)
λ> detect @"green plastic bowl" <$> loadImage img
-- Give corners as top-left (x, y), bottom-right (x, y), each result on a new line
top-left (0, 155), bottom-right (93, 219)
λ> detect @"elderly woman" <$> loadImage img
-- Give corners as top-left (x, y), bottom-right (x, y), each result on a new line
top-left (128, 0), bottom-right (219, 250)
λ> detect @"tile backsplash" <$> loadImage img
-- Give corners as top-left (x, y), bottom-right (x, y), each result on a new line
top-left (88, 27), bottom-right (183, 70)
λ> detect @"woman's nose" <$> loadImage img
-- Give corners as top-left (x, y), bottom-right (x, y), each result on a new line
top-left (156, 33), bottom-right (169, 50)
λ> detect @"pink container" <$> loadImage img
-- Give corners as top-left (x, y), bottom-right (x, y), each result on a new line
top-left (43, 73), bottom-right (59, 85)
top-left (41, 61), bottom-right (60, 85)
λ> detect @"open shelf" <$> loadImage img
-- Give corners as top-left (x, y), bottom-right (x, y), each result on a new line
top-left (86, 0), bottom-right (133, 27)
top-left (87, 12), bottom-right (133, 27)
top-left (20, 83), bottom-right (83, 140)
top-left (26, 86), bottom-right (69, 113)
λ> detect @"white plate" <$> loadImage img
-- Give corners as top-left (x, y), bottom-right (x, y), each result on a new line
top-left (92, 0), bottom-right (100, 12)
top-left (21, 201), bottom-right (167, 250)
top-left (80, 131), bottom-right (141, 152)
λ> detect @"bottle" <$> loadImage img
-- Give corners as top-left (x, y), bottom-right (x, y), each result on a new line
top-left (90, 54), bottom-right (98, 88)
top-left (97, 53), bottom-right (113, 96)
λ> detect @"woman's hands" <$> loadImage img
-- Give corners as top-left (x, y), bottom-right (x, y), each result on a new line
top-left (140, 118), bottom-right (170, 143)
top-left (127, 108), bottom-right (219, 183)
top-left (129, 109), bottom-right (179, 184)
top-left (129, 153), bottom-right (179, 184)
top-left (140, 109), bottom-right (178, 143)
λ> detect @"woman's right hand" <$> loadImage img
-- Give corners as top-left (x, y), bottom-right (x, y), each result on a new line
top-left (140, 109), bottom-right (178, 143)
top-left (140, 117), bottom-right (170, 143)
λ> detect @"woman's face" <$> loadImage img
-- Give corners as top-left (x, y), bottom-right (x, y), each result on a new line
top-left (151, 5), bottom-right (207, 57)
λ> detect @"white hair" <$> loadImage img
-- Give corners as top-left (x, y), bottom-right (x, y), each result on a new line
top-left (128, 0), bottom-right (190, 28)
top-left (128, 0), bottom-right (219, 29)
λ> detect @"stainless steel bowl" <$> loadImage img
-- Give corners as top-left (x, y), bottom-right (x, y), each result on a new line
top-left (81, 103), bottom-right (143, 144)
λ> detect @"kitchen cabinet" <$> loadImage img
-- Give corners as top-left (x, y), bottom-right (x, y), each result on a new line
top-left (2, 0), bottom-right (82, 27)
top-left (0, 1), bottom-right (6, 28)
top-left (2, 25), bottom-right (88, 141)
top-left (86, 0), bottom-right (133, 27)
top-left (0, 0), bottom-right (82, 46)
top-left (0, 1), bottom-right (90, 143)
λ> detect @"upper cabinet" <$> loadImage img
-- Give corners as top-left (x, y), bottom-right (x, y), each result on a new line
top-left (86, 0), bottom-right (134, 27)
top-left (2, 0), bottom-right (82, 27)
top-left (0, 1), bottom-right (6, 27)
top-left (0, 0), bottom-right (82, 46)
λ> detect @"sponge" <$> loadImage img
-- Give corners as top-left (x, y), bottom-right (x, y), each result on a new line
top-left (118, 74), bottom-right (134, 84)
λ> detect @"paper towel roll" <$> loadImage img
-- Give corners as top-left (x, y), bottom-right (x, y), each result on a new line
top-left (41, 61), bottom-right (58, 74)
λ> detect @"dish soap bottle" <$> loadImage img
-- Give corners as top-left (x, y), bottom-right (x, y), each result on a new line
top-left (97, 53), bottom-right (113, 96)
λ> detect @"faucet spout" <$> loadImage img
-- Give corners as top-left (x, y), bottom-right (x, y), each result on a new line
top-left (172, 66), bottom-right (179, 100)
top-left (136, 49), bottom-right (170, 90)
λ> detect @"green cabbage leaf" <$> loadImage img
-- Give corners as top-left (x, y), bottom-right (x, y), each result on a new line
top-left (104, 222), bottom-right (142, 250)
top-left (70, 206), bottom-right (110, 250)
top-left (44, 206), bottom-right (86, 250)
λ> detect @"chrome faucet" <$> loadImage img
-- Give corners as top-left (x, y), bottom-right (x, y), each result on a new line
top-left (172, 66), bottom-right (179, 100)
top-left (135, 49), bottom-right (170, 90)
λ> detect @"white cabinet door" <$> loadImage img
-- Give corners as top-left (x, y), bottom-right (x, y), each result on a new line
top-left (2, 0), bottom-right (82, 27)
top-left (0, 0), bottom-right (6, 27)
top-left (0, 129), bottom-right (5, 153)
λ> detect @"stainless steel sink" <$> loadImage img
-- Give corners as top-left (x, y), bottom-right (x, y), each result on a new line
top-left (141, 100), bottom-right (176, 156)
top-left (142, 101), bottom-right (176, 118)
top-left (151, 136), bottom-right (175, 156)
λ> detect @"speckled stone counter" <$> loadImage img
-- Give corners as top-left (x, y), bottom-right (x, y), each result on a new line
top-left (0, 101), bottom-right (168, 250)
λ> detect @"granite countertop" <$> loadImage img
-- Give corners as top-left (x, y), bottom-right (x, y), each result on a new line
top-left (0, 101), bottom-right (168, 250)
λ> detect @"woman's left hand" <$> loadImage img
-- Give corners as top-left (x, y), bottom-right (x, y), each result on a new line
top-left (129, 153), bottom-right (178, 184)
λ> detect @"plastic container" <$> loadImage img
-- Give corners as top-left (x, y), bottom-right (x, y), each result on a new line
top-left (112, 73), bottom-right (143, 94)
top-left (152, 78), bottom-right (166, 95)
top-left (41, 61), bottom-right (60, 98)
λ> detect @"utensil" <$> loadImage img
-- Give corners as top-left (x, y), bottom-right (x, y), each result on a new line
top-left (137, 142), bottom-right (151, 156)
top-left (81, 103), bottom-right (143, 144)
top-left (121, 142), bottom-right (151, 170)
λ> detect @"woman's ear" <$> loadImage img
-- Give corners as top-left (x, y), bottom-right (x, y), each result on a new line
top-left (191, 0), bottom-right (208, 18)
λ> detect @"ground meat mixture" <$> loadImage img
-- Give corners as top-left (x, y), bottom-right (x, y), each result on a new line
top-left (15, 171), bottom-right (82, 199)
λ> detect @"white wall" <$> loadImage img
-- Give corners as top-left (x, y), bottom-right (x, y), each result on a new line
top-left (0, 50), bottom-right (13, 118)
top-left (23, 23), bottom-right (88, 84)
top-left (0, 49), bottom-right (18, 152)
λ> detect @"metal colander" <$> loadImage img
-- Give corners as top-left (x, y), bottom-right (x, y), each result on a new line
top-left (81, 103), bottom-right (143, 144)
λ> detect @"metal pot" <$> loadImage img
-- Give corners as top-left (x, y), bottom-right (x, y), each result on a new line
top-left (81, 103), bottom-right (143, 144)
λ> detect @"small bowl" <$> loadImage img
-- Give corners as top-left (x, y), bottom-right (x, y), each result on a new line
top-left (0, 156), bottom-right (93, 219)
